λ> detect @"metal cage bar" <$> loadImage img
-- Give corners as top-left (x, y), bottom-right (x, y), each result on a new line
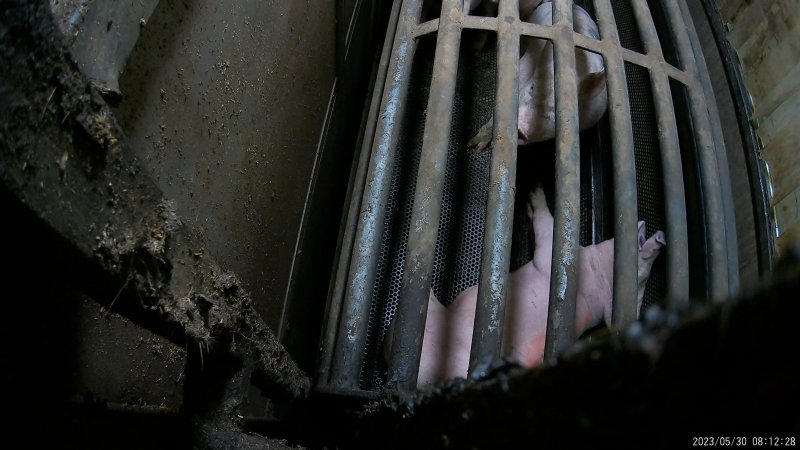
top-left (593, 0), bottom-right (640, 325)
top-left (321, 0), bottom-right (739, 394)
top-left (386, 0), bottom-right (464, 390)
top-left (662, 0), bottom-right (729, 302)
top-left (630, 0), bottom-right (690, 304)
top-left (543, 0), bottom-right (580, 362)
top-left (678, 0), bottom-right (740, 298)
top-left (317, 0), bottom-right (403, 386)
top-left (468, 0), bottom-right (521, 378)
top-left (329, 0), bottom-right (424, 389)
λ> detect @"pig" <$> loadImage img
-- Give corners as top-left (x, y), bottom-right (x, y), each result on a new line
top-left (517, 1), bottom-right (607, 144)
top-left (468, 1), bottom-right (608, 150)
top-left (409, 185), bottom-right (666, 385)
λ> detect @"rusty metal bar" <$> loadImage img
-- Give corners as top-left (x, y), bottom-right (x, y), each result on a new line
top-left (543, 0), bottom-right (580, 363)
top-left (662, 0), bottom-right (729, 302)
top-left (329, 0), bottom-right (424, 389)
top-left (630, 1), bottom-right (690, 304)
top-left (318, 0), bottom-right (403, 386)
top-left (592, 0), bottom-right (639, 325)
top-left (678, 0), bottom-right (740, 298)
top-left (386, 0), bottom-right (463, 390)
top-left (468, 0), bottom-right (520, 378)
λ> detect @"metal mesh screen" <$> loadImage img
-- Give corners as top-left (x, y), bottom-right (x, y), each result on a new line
top-left (359, 33), bottom-right (498, 389)
top-left (611, 0), bottom-right (668, 310)
top-left (358, 0), bottom-right (671, 389)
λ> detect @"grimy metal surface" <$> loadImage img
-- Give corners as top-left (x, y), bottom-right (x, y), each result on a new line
top-left (592, 0), bottom-right (640, 325)
top-left (468, 0), bottom-right (520, 377)
top-left (325, 0), bottom-right (736, 392)
top-left (699, 0), bottom-right (774, 277)
top-left (317, 0), bottom-right (404, 387)
top-left (662, 0), bottom-right (729, 302)
top-left (630, 1), bottom-right (690, 304)
top-left (329, 0), bottom-right (424, 389)
top-left (386, 0), bottom-right (464, 390)
top-left (543, 0), bottom-right (581, 362)
top-left (678, 0), bottom-right (740, 299)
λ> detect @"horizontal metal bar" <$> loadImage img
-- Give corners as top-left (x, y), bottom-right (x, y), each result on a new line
top-left (462, 15), bottom-right (499, 32)
top-left (449, 8), bottom-right (694, 87)
top-left (678, 0), bottom-right (740, 298)
top-left (662, 0), bottom-right (729, 302)
top-left (544, 0), bottom-right (580, 363)
top-left (413, 18), bottom-right (440, 37)
top-left (630, 0), bottom-right (690, 305)
top-left (317, 0), bottom-right (403, 386)
top-left (329, 0), bottom-right (424, 389)
top-left (468, 0), bottom-right (520, 378)
top-left (593, 0), bottom-right (639, 325)
top-left (386, 0), bottom-right (463, 390)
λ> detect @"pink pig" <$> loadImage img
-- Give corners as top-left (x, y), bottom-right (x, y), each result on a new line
top-left (414, 186), bottom-right (666, 385)
top-left (467, 1), bottom-right (608, 149)
top-left (516, 1), bottom-right (608, 145)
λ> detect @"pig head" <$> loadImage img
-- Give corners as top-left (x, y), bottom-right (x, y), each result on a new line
top-left (404, 186), bottom-right (665, 385)
top-left (517, 1), bottom-right (608, 145)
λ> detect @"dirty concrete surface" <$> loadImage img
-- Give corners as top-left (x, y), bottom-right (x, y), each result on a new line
top-left (1, 2), bottom-right (309, 446)
top-left (111, 0), bottom-right (336, 339)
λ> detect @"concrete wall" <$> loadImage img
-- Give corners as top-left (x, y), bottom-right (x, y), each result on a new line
top-left (42, 0), bottom-right (373, 414)
top-left (113, 0), bottom-right (337, 334)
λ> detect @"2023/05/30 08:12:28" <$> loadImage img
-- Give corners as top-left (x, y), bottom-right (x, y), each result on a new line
top-left (692, 436), bottom-right (796, 446)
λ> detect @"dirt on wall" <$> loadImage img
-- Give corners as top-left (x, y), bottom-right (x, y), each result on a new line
top-left (1, 2), bottom-right (308, 447)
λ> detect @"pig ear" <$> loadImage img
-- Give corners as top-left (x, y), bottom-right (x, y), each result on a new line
top-left (580, 69), bottom-right (606, 97)
top-left (637, 221), bottom-right (646, 249)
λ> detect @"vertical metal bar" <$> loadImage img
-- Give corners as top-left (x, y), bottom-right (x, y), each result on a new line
top-left (318, 0), bottom-right (404, 386)
top-left (544, 0), bottom-right (580, 362)
top-left (387, 0), bottom-right (463, 390)
top-left (630, 1), bottom-right (690, 304)
top-left (678, 0), bottom-right (740, 298)
top-left (662, 0), bottom-right (729, 302)
top-left (468, 0), bottom-right (520, 378)
top-left (592, 0), bottom-right (640, 325)
top-left (700, 0), bottom-right (773, 277)
top-left (329, 0), bottom-right (424, 389)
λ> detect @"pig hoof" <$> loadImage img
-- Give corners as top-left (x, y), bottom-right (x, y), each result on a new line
top-left (467, 120), bottom-right (493, 152)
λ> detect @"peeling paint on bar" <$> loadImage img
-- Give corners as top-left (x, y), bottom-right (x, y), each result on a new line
top-left (329, 0), bottom-right (424, 389)
top-left (387, 0), bottom-right (464, 390)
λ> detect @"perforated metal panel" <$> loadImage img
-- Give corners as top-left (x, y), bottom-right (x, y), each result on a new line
top-left (321, 0), bottom-right (739, 394)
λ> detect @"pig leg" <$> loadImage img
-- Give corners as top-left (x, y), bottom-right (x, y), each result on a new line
top-left (527, 185), bottom-right (554, 273)
top-left (417, 286), bottom-right (479, 385)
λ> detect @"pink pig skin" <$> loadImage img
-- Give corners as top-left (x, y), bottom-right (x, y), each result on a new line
top-left (466, 1), bottom-right (608, 150)
top-left (516, 1), bottom-right (608, 145)
top-left (412, 186), bottom-right (666, 385)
